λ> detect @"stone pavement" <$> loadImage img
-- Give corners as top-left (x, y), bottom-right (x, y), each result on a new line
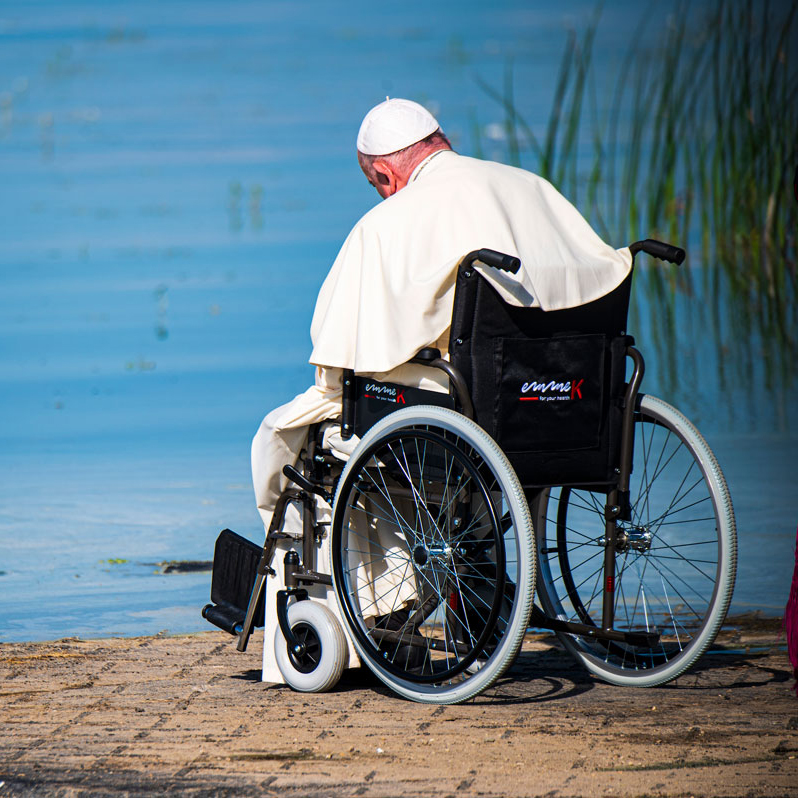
top-left (1, 620), bottom-right (797, 797)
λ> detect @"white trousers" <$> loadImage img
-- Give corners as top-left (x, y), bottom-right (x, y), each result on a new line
top-left (251, 365), bottom-right (449, 683)
top-left (250, 363), bottom-right (449, 535)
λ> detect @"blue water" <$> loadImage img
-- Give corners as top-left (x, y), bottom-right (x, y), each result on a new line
top-left (1, 0), bottom-right (795, 641)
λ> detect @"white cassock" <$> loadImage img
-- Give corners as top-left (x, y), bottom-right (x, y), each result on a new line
top-left (252, 149), bottom-right (632, 531)
top-left (253, 150), bottom-right (632, 681)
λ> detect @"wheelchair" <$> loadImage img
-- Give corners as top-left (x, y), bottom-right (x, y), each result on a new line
top-left (202, 242), bottom-right (737, 704)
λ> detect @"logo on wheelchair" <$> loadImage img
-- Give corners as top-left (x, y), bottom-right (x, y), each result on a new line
top-left (519, 377), bottom-right (584, 402)
top-left (363, 382), bottom-right (406, 404)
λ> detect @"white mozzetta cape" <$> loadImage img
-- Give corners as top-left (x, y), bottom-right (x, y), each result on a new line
top-left (310, 150), bottom-right (631, 374)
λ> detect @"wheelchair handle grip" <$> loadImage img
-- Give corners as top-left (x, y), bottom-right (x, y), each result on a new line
top-left (474, 248), bottom-right (521, 274)
top-left (629, 239), bottom-right (686, 265)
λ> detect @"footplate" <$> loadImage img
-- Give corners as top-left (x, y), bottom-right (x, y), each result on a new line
top-left (201, 529), bottom-right (265, 635)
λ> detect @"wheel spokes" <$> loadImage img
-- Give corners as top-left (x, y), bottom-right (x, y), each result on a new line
top-left (537, 408), bottom-right (725, 673)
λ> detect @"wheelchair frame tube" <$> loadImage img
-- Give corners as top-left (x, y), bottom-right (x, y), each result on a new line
top-left (431, 358), bottom-right (474, 419)
top-left (341, 370), bottom-right (355, 440)
top-left (234, 490), bottom-right (300, 652)
top-left (601, 345), bottom-right (645, 632)
top-left (619, 347), bottom-right (645, 496)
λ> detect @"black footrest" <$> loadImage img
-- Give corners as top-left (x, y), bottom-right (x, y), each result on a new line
top-left (202, 529), bottom-right (265, 631)
top-left (202, 602), bottom-right (245, 636)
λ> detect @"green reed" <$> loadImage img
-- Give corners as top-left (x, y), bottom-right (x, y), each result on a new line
top-left (478, 0), bottom-right (797, 419)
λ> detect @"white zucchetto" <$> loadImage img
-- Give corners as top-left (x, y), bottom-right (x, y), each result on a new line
top-left (356, 97), bottom-right (440, 156)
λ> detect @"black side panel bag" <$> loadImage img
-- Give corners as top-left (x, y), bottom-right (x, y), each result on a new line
top-left (491, 334), bottom-right (627, 487)
top-left (353, 377), bottom-right (454, 438)
top-left (495, 333), bottom-right (607, 453)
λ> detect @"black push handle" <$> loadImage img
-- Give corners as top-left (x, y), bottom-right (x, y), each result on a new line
top-left (473, 248), bottom-right (521, 274)
top-left (629, 239), bottom-right (686, 265)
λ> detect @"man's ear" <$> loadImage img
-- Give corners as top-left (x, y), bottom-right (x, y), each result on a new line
top-left (372, 160), bottom-right (398, 197)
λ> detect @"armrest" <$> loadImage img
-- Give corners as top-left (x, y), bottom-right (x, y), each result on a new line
top-left (411, 347), bottom-right (442, 363)
top-left (408, 349), bottom-right (474, 420)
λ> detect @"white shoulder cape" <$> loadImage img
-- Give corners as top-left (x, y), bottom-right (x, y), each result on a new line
top-left (310, 152), bottom-right (631, 374)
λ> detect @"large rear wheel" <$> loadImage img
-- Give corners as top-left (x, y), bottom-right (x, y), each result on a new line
top-left (534, 394), bottom-right (736, 686)
top-left (331, 406), bottom-right (535, 704)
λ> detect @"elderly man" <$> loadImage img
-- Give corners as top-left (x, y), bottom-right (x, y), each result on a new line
top-left (251, 98), bottom-right (631, 534)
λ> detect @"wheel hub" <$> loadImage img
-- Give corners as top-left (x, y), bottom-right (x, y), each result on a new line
top-left (288, 622), bottom-right (321, 673)
top-left (413, 543), bottom-right (453, 568)
top-left (616, 525), bottom-right (652, 553)
top-left (412, 545), bottom-right (429, 566)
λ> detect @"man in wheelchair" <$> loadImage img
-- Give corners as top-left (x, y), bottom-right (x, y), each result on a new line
top-left (252, 97), bottom-right (631, 543)
top-left (203, 98), bottom-right (736, 704)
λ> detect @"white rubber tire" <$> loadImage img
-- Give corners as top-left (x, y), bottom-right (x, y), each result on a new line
top-left (274, 601), bottom-right (347, 693)
top-left (330, 405), bottom-right (535, 704)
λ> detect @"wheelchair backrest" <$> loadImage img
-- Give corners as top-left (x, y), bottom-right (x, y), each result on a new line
top-left (449, 264), bottom-right (633, 489)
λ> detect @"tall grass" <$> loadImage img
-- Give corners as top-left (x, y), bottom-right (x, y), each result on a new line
top-left (478, 0), bottom-right (797, 422)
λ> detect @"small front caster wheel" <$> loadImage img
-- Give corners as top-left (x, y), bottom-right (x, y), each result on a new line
top-left (274, 601), bottom-right (347, 692)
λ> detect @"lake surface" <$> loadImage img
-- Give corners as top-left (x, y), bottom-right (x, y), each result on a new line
top-left (1, 0), bottom-right (795, 642)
